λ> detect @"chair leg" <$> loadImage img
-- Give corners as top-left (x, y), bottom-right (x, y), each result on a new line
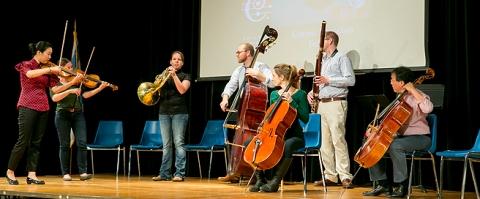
top-left (303, 152), bottom-right (307, 196)
top-left (116, 147), bottom-right (120, 177)
top-left (461, 157), bottom-right (468, 199)
top-left (468, 159), bottom-right (480, 199)
top-left (439, 157), bottom-right (444, 198)
top-left (223, 148), bottom-right (228, 173)
top-left (196, 151), bottom-right (202, 178)
top-left (137, 151), bottom-right (141, 177)
top-left (128, 149), bottom-right (132, 177)
top-left (123, 148), bottom-right (126, 176)
top-left (407, 154), bottom-right (415, 198)
top-left (317, 150), bottom-right (327, 192)
top-left (430, 153), bottom-right (441, 198)
top-left (208, 149), bottom-right (213, 180)
top-left (91, 150), bottom-right (95, 176)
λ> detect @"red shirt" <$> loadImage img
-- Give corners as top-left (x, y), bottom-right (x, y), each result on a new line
top-left (16, 59), bottom-right (59, 111)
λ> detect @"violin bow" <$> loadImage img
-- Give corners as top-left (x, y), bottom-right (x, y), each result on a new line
top-left (72, 46), bottom-right (95, 108)
top-left (58, 20), bottom-right (68, 67)
top-left (78, 46), bottom-right (95, 90)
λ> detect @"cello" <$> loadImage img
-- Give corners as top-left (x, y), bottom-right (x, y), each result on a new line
top-left (243, 68), bottom-right (305, 170)
top-left (223, 26), bottom-right (278, 178)
top-left (354, 68), bottom-right (435, 168)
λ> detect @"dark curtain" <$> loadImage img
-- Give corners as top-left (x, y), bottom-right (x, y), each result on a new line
top-left (427, 0), bottom-right (480, 191)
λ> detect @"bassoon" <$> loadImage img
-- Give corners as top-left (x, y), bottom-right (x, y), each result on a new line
top-left (311, 21), bottom-right (326, 113)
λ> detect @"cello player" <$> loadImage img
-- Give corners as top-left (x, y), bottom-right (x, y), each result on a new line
top-left (218, 43), bottom-right (273, 183)
top-left (362, 66), bottom-right (433, 197)
top-left (248, 64), bottom-right (309, 192)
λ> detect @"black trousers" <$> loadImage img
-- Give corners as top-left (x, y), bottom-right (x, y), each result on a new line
top-left (8, 107), bottom-right (48, 172)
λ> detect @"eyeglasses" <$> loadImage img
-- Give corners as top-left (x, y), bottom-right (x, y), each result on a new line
top-left (235, 50), bottom-right (247, 54)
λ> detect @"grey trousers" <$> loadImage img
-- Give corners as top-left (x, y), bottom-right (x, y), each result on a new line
top-left (368, 135), bottom-right (431, 183)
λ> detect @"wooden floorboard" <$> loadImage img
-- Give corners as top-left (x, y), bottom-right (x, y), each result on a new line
top-left (0, 174), bottom-right (476, 198)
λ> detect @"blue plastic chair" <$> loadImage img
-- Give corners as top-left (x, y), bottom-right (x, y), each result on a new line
top-left (86, 120), bottom-right (125, 176)
top-left (128, 120), bottom-right (163, 177)
top-left (436, 128), bottom-right (480, 199)
top-left (405, 113), bottom-right (440, 198)
top-left (292, 113), bottom-right (326, 194)
top-left (184, 120), bottom-right (228, 179)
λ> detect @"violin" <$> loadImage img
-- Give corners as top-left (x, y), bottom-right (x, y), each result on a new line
top-left (43, 61), bottom-right (118, 91)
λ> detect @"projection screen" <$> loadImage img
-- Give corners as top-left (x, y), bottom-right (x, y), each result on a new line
top-left (199, 0), bottom-right (426, 79)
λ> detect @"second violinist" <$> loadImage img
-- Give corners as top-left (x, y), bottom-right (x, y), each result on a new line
top-left (50, 58), bottom-right (109, 181)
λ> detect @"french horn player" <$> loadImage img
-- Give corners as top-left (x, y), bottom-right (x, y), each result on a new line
top-left (140, 51), bottom-right (191, 182)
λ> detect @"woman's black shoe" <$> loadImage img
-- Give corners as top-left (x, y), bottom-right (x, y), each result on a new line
top-left (388, 184), bottom-right (407, 198)
top-left (6, 176), bottom-right (19, 185)
top-left (362, 185), bottom-right (390, 196)
top-left (26, 177), bottom-right (45, 185)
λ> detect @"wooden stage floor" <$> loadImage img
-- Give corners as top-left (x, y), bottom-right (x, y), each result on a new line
top-left (0, 174), bottom-right (476, 198)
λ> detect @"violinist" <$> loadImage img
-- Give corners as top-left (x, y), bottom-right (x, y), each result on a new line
top-left (362, 66), bottom-right (433, 197)
top-left (218, 43), bottom-right (274, 183)
top-left (248, 64), bottom-right (309, 192)
top-left (6, 41), bottom-right (62, 185)
top-left (307, 31), bottom-right (355, 188)
top-left (51, 58), bottom-right (109, 181)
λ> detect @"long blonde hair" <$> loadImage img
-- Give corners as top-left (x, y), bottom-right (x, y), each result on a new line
top-left (273, 64), bottom-right (300, 88)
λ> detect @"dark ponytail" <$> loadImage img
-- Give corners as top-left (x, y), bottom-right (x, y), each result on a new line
top-left (28, 41), bottom-right (52, 56)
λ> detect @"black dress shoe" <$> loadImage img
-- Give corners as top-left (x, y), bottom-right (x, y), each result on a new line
top-left (388, 184), bottom-right (407, 198)
top-left (6, 176), bottom-right (19, 185)
top-left (362, 185), bottom-right (390, 196)
top-left (26, 177), bottom-right (45, 185)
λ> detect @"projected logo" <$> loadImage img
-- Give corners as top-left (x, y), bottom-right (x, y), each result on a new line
top-left (243, 0), bottom-right (272, 22)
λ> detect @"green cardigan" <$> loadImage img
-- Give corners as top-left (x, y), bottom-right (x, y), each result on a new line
top-left (269, 88), bottom-right (310, 139)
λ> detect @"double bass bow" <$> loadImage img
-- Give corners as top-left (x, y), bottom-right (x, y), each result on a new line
top-left (222, 26), bottom-right (278, 178)
top-left (354, 68), bottom-right (435, 168)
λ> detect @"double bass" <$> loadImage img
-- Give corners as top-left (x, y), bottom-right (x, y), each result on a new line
top-left (223, 26), bottom-right (278, 178)
top-left (354, 68), bottom-right (435, 168)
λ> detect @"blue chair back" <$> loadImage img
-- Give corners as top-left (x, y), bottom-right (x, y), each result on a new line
top-left (303, 113), bottom-right (321, 148)
top-left (470, 129), bottom-right (480, 151)
top-left (199, 120), bottom-right (225, 146)
top-left (139, 120), bottom-right (162, 146)
top-left (93, 120), bottom-right (123, 147)
top-left (426, 114), bottom-right (438, 153)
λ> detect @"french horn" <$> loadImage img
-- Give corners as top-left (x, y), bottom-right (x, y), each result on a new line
top-left (137, 68), bottom-right (171, 106)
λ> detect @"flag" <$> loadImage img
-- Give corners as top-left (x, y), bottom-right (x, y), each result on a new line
top-left (71, 20), bottom-right (81, 70)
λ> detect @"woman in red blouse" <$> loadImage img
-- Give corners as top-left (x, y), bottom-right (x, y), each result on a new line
top-left (5, 41), bottom-right (63, 185)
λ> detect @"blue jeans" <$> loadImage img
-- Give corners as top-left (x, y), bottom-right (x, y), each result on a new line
top-left (159, 114), bottom-right (188, 178)
top-left (55, 110), bottom-right (88, 174)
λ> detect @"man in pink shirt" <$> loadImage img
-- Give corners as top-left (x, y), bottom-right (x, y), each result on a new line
top-left (362, 66), bottom-right (434, 197)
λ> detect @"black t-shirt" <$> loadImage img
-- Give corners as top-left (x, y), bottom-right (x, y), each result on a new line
top-left (158, 70), bottom-right (191, 114)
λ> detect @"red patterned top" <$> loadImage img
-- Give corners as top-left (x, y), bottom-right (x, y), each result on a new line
top-left (16, 59), bottom-right (59, 111)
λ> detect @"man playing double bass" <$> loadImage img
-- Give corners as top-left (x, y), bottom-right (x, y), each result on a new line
top-left (362, 66), bottom-right (433, 197)
top-left (218, 43), bottom-right (273, 183)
